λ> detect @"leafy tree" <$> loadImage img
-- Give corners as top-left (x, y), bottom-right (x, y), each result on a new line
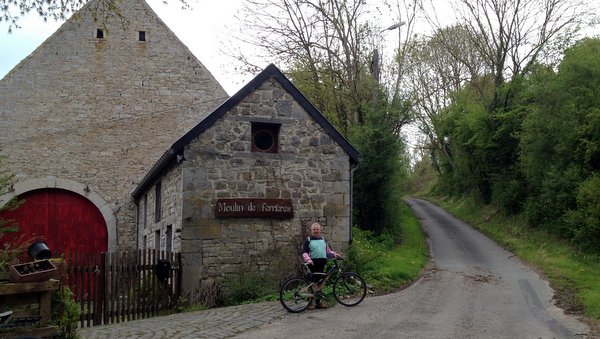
top-left (351, 88), bottom-right (411, 235)
top-left (235, 0), bottom-right (418, 132)
top-left (235, 0), bottom-right (417, 233)
top-left (566, 174), bottom-right (600, 253)
top-left (413, 0), bottom-right (594, 204)
top-left (435, 79), bottom-right (493, 198)
top-left (520, 38), bottom-right (600, 245)
top-left (451, 0), bottom-right (590, 110)
top-left (414, 0), bottom-right (595, 209)
top-left (404, 25), bottom-right (489, 178)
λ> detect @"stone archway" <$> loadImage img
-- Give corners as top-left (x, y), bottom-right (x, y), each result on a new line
top-left (0, 177), bottom-right (116, 253)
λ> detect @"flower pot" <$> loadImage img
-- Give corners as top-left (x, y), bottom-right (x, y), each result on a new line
top-left (9, 260), bottom-right (58, 283)
top-left (28, 241), bottom-right (52, 260)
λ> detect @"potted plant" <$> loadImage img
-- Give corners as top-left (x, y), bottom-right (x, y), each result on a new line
top-left (9, 259), bottom-right (59, 283)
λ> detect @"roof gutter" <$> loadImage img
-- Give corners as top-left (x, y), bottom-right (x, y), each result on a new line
top-left (131, 148), bottom-right (176, 200)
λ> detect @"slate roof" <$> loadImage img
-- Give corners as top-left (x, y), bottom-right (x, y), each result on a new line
top-left (131, 64), bottom-right (360, 199)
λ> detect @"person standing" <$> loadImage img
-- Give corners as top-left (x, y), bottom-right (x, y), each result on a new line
top-left (301, 222), bottom-right (340, 308)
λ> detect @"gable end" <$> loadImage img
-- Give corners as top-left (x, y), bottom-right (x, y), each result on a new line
top-left (132, 64), bottom-right (360, 200)
top-left (171, 64), bottom-right (359, 161)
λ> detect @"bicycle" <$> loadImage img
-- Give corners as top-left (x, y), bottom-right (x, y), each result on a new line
top-left (279, 257), bottom-right (367, 313)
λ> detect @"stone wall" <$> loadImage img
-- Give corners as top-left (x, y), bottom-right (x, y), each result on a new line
top-left (0, 0), bottom-right (227, 250)
top-left (136, 162), bottom-right (183, 253)
top-left (180, 78), bottom-right (352, 292)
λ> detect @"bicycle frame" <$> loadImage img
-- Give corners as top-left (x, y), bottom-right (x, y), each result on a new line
top-left (303, 258), bottom-right (342, 291)
top-left (280, 257), bottom-right (367, 312)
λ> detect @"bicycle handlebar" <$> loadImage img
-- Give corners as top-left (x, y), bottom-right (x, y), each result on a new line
top-left (302, 255), bottom-right (344, 265)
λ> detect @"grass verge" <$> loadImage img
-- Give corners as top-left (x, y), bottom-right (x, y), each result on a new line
top-left (346, 201), bottom-right (429, 293)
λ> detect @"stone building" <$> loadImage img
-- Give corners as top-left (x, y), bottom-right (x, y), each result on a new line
top-left (0, 0), bottom-right (227, 254)
top-left (132, 64), bottom-right (359, 292)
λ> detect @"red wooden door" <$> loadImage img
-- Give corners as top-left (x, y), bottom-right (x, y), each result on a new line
top-left (1, 188), bottom-right (108, 256)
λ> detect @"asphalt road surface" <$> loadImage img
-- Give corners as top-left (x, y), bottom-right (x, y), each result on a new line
top-left (234, 198), bottom-right (591, 339)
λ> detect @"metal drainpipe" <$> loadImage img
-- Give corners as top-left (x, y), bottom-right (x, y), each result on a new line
top-left (349, 162), bottom-right (359, 244)
top-left (134, 200), bottom-right (140, 250)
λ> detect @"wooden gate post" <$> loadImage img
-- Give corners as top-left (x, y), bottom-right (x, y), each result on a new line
top-left (175, 252), bottom-right (182, 302)
top-left (94, 252), bottom-right (105, 325)
top-left (102, 252), bottom-right (110, 325)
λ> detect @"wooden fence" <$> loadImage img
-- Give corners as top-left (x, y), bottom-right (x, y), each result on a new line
top-left (65, 249), bottom-right (181, 327)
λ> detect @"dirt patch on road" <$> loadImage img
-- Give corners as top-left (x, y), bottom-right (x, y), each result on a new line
top-left (465, 274), bottom-right (496, 283)
top-left (552, 280), bottom-right (584, 315)
top-left (551, 277), bottom-right (600, 338)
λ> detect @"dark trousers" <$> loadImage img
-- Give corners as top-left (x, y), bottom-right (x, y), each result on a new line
top-left (309, 258), bottom-right (328, 283)
top-left (310, 258), bottom-right (328, 303)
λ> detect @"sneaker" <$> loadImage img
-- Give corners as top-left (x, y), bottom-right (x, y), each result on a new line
top-left (315, 301), bottom-right (328, 309)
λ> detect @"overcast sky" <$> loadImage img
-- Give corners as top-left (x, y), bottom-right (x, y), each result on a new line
top-left (1, 1), bottom-right (457, 94)
top-left (0, 0), bottom-right (415, 95)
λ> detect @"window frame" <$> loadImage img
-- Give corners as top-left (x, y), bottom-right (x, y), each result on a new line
top-left (251, 122), bottom-right (281, 154)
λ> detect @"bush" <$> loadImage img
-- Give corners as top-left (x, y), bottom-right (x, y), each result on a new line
top-left (181, 281), bottom-right (223, 309)
top-left (350, 106), bottom-right (409, 236)
top-left (524, 166), bottom-right (581, 238)
top-left (50, 286), bottom-right (81, 339)
top-left (565, 174), bottom-right (600, 253)
top-left (223, 270), bottom-right (276, 305)
top-left (346, 227), bottom-right (386, 276)
top-left (345, 202), bottom-right (428, 293)
top-left (491, 172), bottom-right (527, 214)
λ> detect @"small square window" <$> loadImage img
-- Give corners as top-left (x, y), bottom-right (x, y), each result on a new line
top-left (251, 122), bottom-right (280, 153)
top-left (139, 31), bottom-right (146, 41)
top-left (96, 29), bottom-right (104, 39)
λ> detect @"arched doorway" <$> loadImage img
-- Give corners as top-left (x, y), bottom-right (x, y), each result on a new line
top-left (1, 188), bottom-right (108, 255)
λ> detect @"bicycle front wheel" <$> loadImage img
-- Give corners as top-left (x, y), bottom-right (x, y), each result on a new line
top-left (279, 277), bottom-right (314, 313)
top-left (333, 272), bottom-right (367, 306)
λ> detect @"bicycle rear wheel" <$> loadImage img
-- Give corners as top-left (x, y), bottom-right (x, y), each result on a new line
top-left (279, 277), bottom-right (314, 313)
top-left (333, 272), bottom-right (367, 306)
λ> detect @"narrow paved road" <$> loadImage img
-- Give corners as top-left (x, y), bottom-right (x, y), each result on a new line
top-left (234, 198), bottom-right (591, 338)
